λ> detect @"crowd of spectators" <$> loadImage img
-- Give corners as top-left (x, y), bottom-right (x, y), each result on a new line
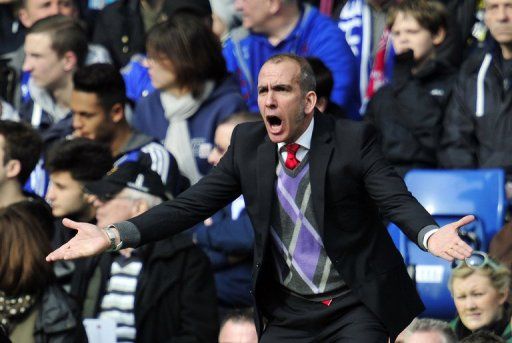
top-left (0, 0), bottom-right (512, 341)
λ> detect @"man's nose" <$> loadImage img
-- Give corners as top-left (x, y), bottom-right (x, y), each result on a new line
top-left (46, 185), bottom-right (55, 202)
top-left (22, 58), bottom-right (32, 72)
top-left (72, 115), bottom-right (82, 130)
top-left (265, 90), bottom-right (276, 108)
top-left (496, 6), bottom-right (510, 21)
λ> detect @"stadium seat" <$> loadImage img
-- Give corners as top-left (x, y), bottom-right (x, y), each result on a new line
top-left (388, 168), bottom-right (506, 319)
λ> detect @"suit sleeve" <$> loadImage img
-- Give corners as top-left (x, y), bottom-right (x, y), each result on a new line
top-left (125, 126), bottom-right (243, 246)
top-left (359, 123), bottom-right (438, 244)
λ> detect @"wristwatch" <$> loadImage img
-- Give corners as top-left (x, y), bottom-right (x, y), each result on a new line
top-left (104, 225), bottom-right (123, 252)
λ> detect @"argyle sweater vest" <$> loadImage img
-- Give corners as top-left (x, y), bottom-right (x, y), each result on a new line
top-left (270, 154), bottom-right (346, 299)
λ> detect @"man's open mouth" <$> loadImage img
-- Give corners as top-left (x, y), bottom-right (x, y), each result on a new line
top-left (267, 115), bottom-right (282, 127)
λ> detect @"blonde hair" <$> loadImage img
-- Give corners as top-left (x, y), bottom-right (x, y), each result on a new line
top-left (448, 260), bottom-right (511, 295)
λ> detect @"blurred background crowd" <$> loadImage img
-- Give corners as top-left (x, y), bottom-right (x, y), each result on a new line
top-left (1, 0), bottom-right (512, 341)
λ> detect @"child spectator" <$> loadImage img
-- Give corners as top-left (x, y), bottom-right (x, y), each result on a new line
top-left (365, 0), bottom-right (455, 177)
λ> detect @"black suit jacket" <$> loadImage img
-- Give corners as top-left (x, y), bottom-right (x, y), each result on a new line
top-left (128, 113), bottom-right (437, 339)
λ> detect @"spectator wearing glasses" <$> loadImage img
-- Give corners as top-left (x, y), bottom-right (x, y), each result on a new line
top-left (448, 251), bottom-right (512, 341)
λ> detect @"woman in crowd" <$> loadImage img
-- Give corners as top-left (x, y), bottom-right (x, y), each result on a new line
top-left (0, 201), bottom-right (86, 342)
top-left (133, 13), bottom-right (247, 185)
top-left (448, 251), bottom-right (512, 341)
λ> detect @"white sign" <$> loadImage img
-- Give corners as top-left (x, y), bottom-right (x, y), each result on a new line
top-left (415, 265), bottom-right (444, 284)
top-left (83, 318), bottom-right (117, 343)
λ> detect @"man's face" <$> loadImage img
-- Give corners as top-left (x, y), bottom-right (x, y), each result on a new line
top-left (71, 90), bottom-right (115, 143)
top-left (234, 0), bottom-right (272, 32)
top-left (93, 189), bottom-right (137, 228)
top-left (208, 123), bottom-right (235, 166)
top-left (485, 0), bottom-right (512, 45)
top-left (19, 0), bottom-right (77, 28)
top-left (390, 12), bottom-right (440, 63)
top-left (46, 171), bottom-right (92, 218)
top-left (257, 59), bottom-right (313, 143)
top-left (23, 33), bottom-right (68, 91)
top-left (452, 272), bottom-right (507, 331)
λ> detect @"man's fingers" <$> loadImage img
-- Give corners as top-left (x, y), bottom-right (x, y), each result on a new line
top-left (62, 218), bottom-right (80, 230)
top-left (453, 239), bottom-right (473, 256)
top-left (46, 246), bottom-right (68, 261)
top-left (448, 247), bottom-right (468, 260)
top-left (439, 251), bottom-right (454, 262)
top-left (455, 215), bottom-right (475, 228)
top-left (46, 243), bottom-right (84, 261)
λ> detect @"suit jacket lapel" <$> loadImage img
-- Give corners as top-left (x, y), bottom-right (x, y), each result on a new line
top-left (310, 114), bottom-right (333, 236)
top-left (257, 136), bottom-right (277, 235)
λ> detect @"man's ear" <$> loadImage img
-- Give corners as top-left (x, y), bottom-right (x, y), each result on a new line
top-left (18, 9), bottom-right (33, 29)
top-left (109, 103), bottom-right (125, 123)
top-left (62, 51), bottom-right (78, 72)
top-left (432, 27), bottom-right (446, 46)
top-left (268, 0), bottom-right (282, 15)
top-left (6, 160), bottom-right (21, 179)
top-left (304, 90), bottom-right (318, 116)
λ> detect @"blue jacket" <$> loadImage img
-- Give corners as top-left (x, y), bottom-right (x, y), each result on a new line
top-left (121, 54), bottom-right (154, 102)
top-left (223, 4), bottom-right (359, 119)
top-left (132, 76), bottom-right (247, 177)
top-left (114, 132), bottom-right (189, 197)
top-left (192, 196), bottom-right (254, 307)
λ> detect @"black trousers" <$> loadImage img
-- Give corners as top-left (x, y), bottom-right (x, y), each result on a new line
top-left (260, 288), bottom-right (389, 342)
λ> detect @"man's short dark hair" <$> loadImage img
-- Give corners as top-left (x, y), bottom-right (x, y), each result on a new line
top-left (306, 57), bottom-right (333, 100)
top-left (146, 13), bottom-right (227, 97)
top-left (73, 63), bottom-right (127, 114)
top-left (45, 138), bottom-right (113, 183)
top-left (266, 54), bottom-right (316, 95)
top-left (28, 15), bottom-right (88, 68)
top-left (220, 308), bottom-right (255, 329)
top-left (0, 120), bottom-right (42, 185)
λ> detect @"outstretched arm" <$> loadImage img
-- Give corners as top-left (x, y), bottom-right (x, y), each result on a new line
top-left (46, 218), bottom-right (112, 261)
top-left (427, 215), bottom-right (474, 261)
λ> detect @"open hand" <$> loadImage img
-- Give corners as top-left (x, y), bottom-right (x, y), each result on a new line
top-left (46, 218), bottom-right (110, 261)
top-left (427, 215), bottom-right (475, 261)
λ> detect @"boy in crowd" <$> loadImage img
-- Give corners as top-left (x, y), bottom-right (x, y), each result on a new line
top-left (45, 137), bottom-right (112, 290)
top-left (365, 0), bottom-right (455, 177)
top-left (20, 15), bottom-right (87, 145)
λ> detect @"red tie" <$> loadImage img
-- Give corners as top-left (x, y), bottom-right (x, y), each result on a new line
top-left (285, 143), bottom-right (301, 170)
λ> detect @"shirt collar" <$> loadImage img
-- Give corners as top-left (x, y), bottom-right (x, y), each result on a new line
top-left (277, 117), bottom-right (314, 151)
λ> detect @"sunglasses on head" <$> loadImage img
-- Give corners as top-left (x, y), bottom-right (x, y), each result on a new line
top-left (452, 251), bottom-right (499, 270)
